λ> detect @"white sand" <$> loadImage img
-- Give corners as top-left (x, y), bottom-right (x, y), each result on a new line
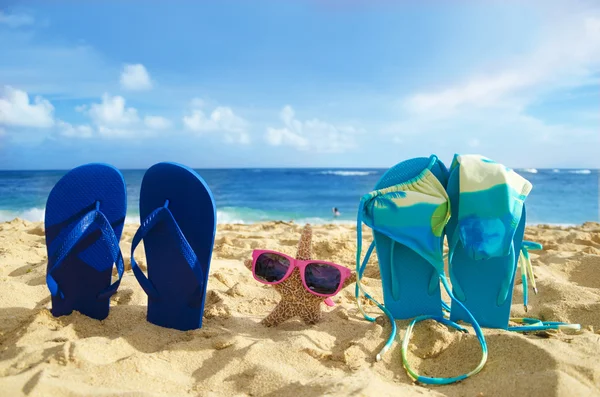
top-left (1, 220), bottom-right (599, 396)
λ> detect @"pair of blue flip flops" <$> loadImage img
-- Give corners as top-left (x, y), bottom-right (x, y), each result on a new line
top-left (356, 154), bottom-right (579, 385)
top-left (45, 162), bottom-right (216, 331)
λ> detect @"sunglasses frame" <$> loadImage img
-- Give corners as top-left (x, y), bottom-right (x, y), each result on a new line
top-left (251, 249), bottom-right (352, 297)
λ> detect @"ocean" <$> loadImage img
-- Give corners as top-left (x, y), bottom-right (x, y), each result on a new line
top-left (0, 168), bottom-right (598, 226)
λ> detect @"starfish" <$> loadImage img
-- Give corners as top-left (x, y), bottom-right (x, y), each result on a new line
top-left (244, 224), bottom-right (356, 327)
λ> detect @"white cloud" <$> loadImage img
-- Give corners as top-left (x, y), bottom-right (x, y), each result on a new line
top-left (0, 90), bottom-right (165, 140)
top-left (120, 64), bottom-right (152, 91)
top-left (387, 105), bottom-right (599, 167)
top-left (88, 93), bottom-right (139, 126)
top-left (144, 115), bottom-right (171, 130)
top-left (266, 127), bottom-right (309, 149)
top-left (66, 93), bottom-right (173, 139)
top-left (406, 73), bottom-right (529, 114)
top-left (183, 100), bottom-right (249, 144)
top-left (57, 120), bottom-right (93, 139)
top-left (0, 86), bottom-right (54, 128)
top-left (265, 105), bottom-right (357, 153)
top-left (82, 93), bottom-right (155, 138)
top-left (0, 11), bottom-right (34, 28)
top-left (405, 14), bottom-right (600, 115)
top-left (184, 106), bottom-right (246, 133)
top-left (225, 131), bottom-right (251, 145)
top-left (390, 7), bottom-right (600, 167)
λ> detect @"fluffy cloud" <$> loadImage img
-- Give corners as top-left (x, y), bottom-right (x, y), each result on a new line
top-left (0, 86), bottom-right (54, 128)
top-left (0, 11), bottom-right (34, 28)
top-left (88, 94), bottom-right (139, 125)
top-left (265, 105), bottom-right (357, 153)
top-left (266, 127), bottom-right (308, 149)
top-left (0, 86), bottom-right (100, 141)
top-left (119, 64), bottom-right (153, 91)
top-left (183, 100), bottom-right (249, 144)
top-left (184, 106), bottom-right (246, 133)
top-left (82, 94), bottom-right (171, 138)
top-left (57, 120), bottom-right (93, 138)
top-left (0, 87), bottom-right (174, 141)
top-left (144, 115), bottom-right (171, 130)
top-left (405, 15), bottom-right (600, 115)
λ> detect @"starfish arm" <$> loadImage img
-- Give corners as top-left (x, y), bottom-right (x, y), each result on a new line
top-left (262, 300), bottom-right (295, 327)
top-left (296, 224), bottom-right (313, 260)
top-left (300, 300), bottom-right (324, 325)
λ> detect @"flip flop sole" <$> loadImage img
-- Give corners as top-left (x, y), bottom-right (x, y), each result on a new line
top-left (45, 163), bottom-right (127, 320)
top-left (447, 167), bottom-right (527, 329)
top-left (140, 162), bottom-right (216, 330)
top-left (372, 156), bottom-right (448, 319)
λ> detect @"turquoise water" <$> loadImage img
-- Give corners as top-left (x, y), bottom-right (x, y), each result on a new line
top-left (0, 168), bottom-right (598, 225)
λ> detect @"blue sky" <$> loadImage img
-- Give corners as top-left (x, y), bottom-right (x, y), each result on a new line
top-left (0, 0), bottom-right (598, 170)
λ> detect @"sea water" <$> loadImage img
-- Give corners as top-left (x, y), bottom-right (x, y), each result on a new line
top-left (0, 168), bottom-right (598, 225)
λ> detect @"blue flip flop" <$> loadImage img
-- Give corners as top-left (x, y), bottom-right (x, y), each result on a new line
top-left (446, 154), bottom-right (530, 328)
top-left (130, 162), bottom-right (216, 331)
top-left (364, 155), bottom-right (449, 320)
top-left (45, 163), bottom-right (127, 320)
top-left (447, 154), bottom-right (580, 333)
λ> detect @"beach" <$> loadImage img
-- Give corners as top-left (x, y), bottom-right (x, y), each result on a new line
top-left (1, 0), bottom-right (599, 395)
top-left (1, 219), bottom-right (599, 397)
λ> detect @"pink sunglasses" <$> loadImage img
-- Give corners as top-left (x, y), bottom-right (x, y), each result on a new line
top-left (250, 250), bottom-right (352, 300)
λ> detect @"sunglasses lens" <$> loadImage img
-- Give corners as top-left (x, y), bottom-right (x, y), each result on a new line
top-left (255, 253), bottom-right (290, 283)
top-left (305, 263), bottom-right (342, 295)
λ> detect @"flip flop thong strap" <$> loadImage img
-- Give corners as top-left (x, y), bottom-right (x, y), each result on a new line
top-left (401, 275), bottom-right (488, 385)
top-left (46, 205), bottom-right (125, 300)
top-left (519, 240), bottom-right (541, 311)
top-left (355, 215), bottom-right (397, 361)
top-left (130, 202), bottom-right (205, 306)
top-left (508, 317), bottom-right (581, 332)
top-left (510, 241), bottom-right (580, 332)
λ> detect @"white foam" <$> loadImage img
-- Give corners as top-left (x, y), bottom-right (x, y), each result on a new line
top-left (520, 168), bottom-right (538, 174)
top-left (0, 208), bottom-right (144, 225)
top-left (0, 208), bottom-right (336, 226)
top-left (318, 170), bottom-right (374, 176)
top-left (568, 169), bottom-right (592, 174)
top-left (0, 208), bottom-right (45, 223)
top-left (216, 210), bottom-right (247, 224)
top-left (125, 215), bottom-right (140, 224)
top-left (552, 169), bottom-right (560, 173)
top-left (0, 208), bottom-right (255, 225)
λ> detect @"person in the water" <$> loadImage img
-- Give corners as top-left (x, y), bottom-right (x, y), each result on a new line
top-left (332, 207), bottom-right (341, 217)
